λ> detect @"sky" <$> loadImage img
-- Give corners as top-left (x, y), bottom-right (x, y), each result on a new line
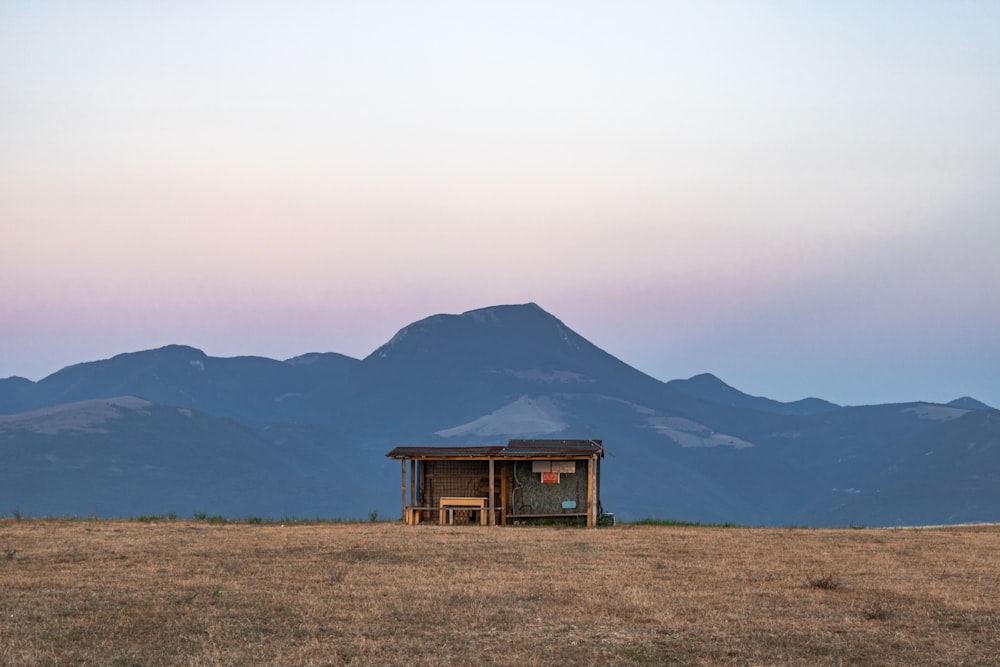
top-left (2, 1), bottom-right (998, 408)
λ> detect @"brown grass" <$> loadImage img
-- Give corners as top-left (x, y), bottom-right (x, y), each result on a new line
top-left (2, 520), bottom-right (998, 666)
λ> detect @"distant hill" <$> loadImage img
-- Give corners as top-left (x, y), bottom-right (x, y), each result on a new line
top-left (1, 302), bottom-right (997, 526)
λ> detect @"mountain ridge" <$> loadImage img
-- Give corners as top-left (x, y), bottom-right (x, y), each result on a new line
top-left (666, 372), bottom-right (841, 415)
top-left (1, 303), bottom-right (997, 526)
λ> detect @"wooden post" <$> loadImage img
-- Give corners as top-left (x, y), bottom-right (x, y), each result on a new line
top-left (409, 460), bottom-right (416, 510)
top-left (594, 455), bottom-right (600, 526)
top-left (400, 459), bottom-right (407, 523)
top-left (587, 456), bottom-right (596, 528)
top-left (488, 458), bottom-right (495, 526)
top-left (500, 464), bottom-right (509, 526)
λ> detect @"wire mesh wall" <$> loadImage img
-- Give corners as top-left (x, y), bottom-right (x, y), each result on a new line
top-left (422, 461), bottom-right (493, 523)
top-left (511, 460), bottom-right (588, 516)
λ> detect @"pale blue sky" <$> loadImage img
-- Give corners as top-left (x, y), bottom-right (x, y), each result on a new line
top-left (2, 1), bottom-right (998, 407)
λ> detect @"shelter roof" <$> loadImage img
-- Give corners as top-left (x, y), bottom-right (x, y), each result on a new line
top-left (387, 439), bottom-right (602, 460)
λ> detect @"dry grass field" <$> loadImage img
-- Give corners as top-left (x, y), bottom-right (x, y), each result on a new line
top-left (1, 520), bottom-right (998, 666)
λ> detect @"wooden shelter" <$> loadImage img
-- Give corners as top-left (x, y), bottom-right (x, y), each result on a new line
top-left (386, 439), bottom-right (604, 527)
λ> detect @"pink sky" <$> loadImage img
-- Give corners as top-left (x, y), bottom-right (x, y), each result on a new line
top-left (2, 2), bottom-right (998, 407)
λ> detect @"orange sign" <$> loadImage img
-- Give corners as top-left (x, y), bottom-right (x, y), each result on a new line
top-left (541, 471), bottom-right (560, 484)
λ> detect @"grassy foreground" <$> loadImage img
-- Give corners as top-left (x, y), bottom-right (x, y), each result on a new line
top-left (2, 520), bottom-right (998, 666)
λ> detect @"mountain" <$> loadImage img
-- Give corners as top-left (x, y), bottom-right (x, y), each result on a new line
top-left (0, 376), bottom-right (35, 414)
top-left (0, 397), bottom-right (362, 519)
top-left (2, 302), bottom-right (997, 526)
top-left (5, 345), bottom-right (360, 426)
top-left (302, 303), bottom-right (696, 438)
top-left (801, 407), bottom-right (1000, 526)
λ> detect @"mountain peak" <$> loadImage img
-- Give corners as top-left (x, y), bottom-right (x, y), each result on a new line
top-left (120, 344), bottom-right (207, 360)
top-left (461, 301), bottom-right (544, 318)
top-left (669, 373), bottom-right (742, 397)
top-left (685, 372), bottom-right (729, 387)
top-left (284, 352), bottom-right (359, 366)
top-left (947, 396), bottom-right (995, 411)
top-left (367, 303), bottom-right (579, 363)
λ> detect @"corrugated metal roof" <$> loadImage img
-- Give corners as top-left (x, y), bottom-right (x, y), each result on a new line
top-left (387, 446), bottom-right (503, 458)
top-left (506, 439), bottom-right (602, 456)
top-left (387, 439), bottom-right (602, 459)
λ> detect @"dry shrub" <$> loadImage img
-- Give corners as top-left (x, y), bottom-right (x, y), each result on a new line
top-left (807, 573), bottom-right (841, 591)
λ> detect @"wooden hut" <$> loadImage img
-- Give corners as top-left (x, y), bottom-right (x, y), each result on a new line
top-left (386, 439), bottom-right (604, 527)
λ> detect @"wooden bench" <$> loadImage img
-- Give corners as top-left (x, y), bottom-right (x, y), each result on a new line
top-left (439, 497), bottom-right (488, 525)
